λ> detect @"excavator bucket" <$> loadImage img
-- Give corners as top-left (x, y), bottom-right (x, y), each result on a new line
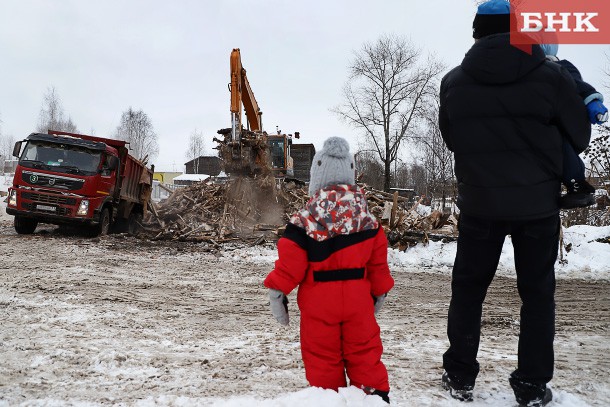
top-left (214, 129), bottom-right (272, 177)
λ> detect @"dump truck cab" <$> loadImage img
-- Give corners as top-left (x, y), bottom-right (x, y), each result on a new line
top-left (7, 131), bottom-right (152, 236)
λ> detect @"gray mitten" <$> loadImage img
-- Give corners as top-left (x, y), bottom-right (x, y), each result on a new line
top-left (373, 293), bottom-right (388, 315)
top-left (268, 289), bottom-right (289, 325)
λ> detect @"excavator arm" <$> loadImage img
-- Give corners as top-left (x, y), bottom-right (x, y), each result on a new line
top-left (230, 49), bottom-right (262, 140)
top-left (217, 48), bottom-right (296, 178)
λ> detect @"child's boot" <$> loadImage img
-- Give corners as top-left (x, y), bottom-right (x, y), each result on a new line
top-left (560, 179), bottom-right (596, 209)
top-left (362, 386), bottom-right (390, 404)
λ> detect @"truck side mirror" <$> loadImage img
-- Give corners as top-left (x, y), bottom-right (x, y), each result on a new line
top-left (13, 141), bottom-right (22, 158)
top-left (107, 156), bottom-right (119, 171)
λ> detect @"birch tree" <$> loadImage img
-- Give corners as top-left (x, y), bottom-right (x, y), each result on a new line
top-left (36, 87), bottom-right (78, 133)
top-left (185, 129), bottom-right (205, 173)
top-left (1, 133), bottom-right (15, 163)
top-left (114, 107), bottom-right (159, 163)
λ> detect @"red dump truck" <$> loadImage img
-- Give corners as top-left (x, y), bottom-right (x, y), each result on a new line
top-left (6, 130), bottom-right (153, 236)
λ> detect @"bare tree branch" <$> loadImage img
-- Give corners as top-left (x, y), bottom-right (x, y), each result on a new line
top-left (36, 87), bottom-right (78, 133)
top-left (114, 107), bottom-right (159, 163)
top-left (332, 34), bottom-right (445, 191)
top-left (602, 52), bottom-right (610, 90)
top-left (185, 129), bottom-right (205, 174)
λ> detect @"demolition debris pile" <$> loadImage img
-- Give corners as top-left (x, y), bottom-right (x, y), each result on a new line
top-left (143, 178), bottom-right (458, 247)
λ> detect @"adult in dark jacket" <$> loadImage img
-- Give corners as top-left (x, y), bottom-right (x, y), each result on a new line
top-left (438, 1), bottom-right (591, 406)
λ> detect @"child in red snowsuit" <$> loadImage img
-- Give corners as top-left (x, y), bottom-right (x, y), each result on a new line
top-left (264, 137), bottom-right (394, 403)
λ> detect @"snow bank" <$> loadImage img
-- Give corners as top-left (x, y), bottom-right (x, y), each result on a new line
top-left (0, 174), bottom-right (11, 192)
top-left (388, 225), bottom-right (610, 281)
top-left (131, 387), bottom-right (388, 407)
top-left (228, 225), bottom-right (610, 281)
top-left (120, 385), bottom-right (595, 407)
top-left (0, 174), bottom-right (12, 222)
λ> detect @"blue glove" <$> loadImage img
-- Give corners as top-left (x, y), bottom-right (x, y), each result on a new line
top-left (586, 100), bottom-right (609, 124)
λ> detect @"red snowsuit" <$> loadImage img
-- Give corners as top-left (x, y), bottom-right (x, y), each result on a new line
top-left (264, 184), bottom-right (394, 392)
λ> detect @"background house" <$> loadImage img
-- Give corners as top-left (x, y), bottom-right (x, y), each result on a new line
top-left (185, 156), bottom-right (222, 176)
top-left (173, 173), bottom-right (213, 186)
top-left (291, 144), bottom-right (315, 182)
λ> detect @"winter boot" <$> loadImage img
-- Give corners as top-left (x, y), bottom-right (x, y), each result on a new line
top-left (509, 372), bottom-right (553, 407)
top-left (373, 390), bottom-right (390, 404)
top-left (361, 386), bottom-right (390, 404)
top-left (560, 179), bottom-right (596, 209)
top-left (442, 371), bottom-right (474, 402)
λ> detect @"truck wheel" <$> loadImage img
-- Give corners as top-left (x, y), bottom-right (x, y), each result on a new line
top-left (127, 212), bottom-right (143, 235)
top-left (14, 217), bottom-right (38, 234)
top-left (87, 208), bottom-right (111, 237)
top-left (98, 208), bottom-right (111, 236)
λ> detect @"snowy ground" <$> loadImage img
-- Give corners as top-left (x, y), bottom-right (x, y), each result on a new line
top-left (0, 219), bottom-right (609, 406)
top-left (1, 173), bottom-right (609, 406)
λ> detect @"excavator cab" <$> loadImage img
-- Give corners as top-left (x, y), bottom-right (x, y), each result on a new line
top-left (267, 134), bottom-right (295, 178)
top-left (268, 137), bottom-right (285, 171)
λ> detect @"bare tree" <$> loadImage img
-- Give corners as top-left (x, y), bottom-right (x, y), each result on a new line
top-left (407, 163), bottom-right (428, 197)
top-left (1, 133), bottom-right (16, 161)
top-left (114, 107), bottom-right (159, 163)
top-left (333, 34), bottom-right (444, 191)
top-left (392, 160), bottom-right (411, 190)
top-left (185, 129), bottom-right (205, 174)
top-left (412, 94), bottom-right (456, 210)
top-left (36, 87), bottom-right (78, 133)
top-left (355, 150), bottom-right (385, 190)
top-left (583, 125), bottom-right (610, 188)
top-left (604, 51), bottom-right (610, 92)
top-left (0, 113), bottom-right (15, 172)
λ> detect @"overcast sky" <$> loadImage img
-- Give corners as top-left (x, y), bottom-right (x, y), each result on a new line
top-left (1, 0), bottom-right (608, 171)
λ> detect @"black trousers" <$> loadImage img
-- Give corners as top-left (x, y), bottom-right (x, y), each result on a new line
top-left (443, 213), bottom-right (559, 385)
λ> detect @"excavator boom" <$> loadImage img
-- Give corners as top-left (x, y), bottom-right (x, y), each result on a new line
top-left (230, 49), bottom-right (262, 137)
top-left (216, 48), bottom-right (296, 178)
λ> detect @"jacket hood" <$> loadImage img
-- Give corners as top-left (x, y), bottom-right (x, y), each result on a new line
top-left (461, 33), bottom-right (546, 85)
top-left (289, 184), bottom-right (378, 242)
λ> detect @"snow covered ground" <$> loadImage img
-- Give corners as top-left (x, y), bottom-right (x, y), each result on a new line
top-left (1, 172), bottom-right (608, 406)
top-left (230, 225), bottom-right (610, 282)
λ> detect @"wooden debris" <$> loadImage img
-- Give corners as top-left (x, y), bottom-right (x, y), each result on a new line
top-left (142, 178), bottom-right (458, 247)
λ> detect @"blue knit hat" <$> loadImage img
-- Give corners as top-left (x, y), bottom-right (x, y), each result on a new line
top-left (308, 137), bottom-right (355, 195)
top-left (540, 43), bottom-right (559, 57)
top-left (473, 0), bottom-right (511, 39)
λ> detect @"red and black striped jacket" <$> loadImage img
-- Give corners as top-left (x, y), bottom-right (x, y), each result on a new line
top-left (264, 185), bottom-right (394, 296)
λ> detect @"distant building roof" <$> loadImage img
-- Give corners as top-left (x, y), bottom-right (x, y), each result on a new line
top-left (184, 156), bottom-right (221, 166)
top-left (173, 173), bottom-right (211, 181)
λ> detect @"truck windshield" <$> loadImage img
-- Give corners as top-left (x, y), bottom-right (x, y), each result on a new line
top-left (19, 141), bottom-right (102, 175)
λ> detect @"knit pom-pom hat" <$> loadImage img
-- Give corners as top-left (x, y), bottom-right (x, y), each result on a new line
top-left (308, 137), bottom-right (355, 195)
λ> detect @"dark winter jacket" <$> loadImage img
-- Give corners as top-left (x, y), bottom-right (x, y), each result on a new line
top-left (553, 59), bottom-right (603, 105)
top-left (439, 34), bottom-right (591, 221)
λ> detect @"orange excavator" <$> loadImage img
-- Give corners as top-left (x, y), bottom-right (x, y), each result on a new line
top-left (214, 48), bottom-right (299, 177)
